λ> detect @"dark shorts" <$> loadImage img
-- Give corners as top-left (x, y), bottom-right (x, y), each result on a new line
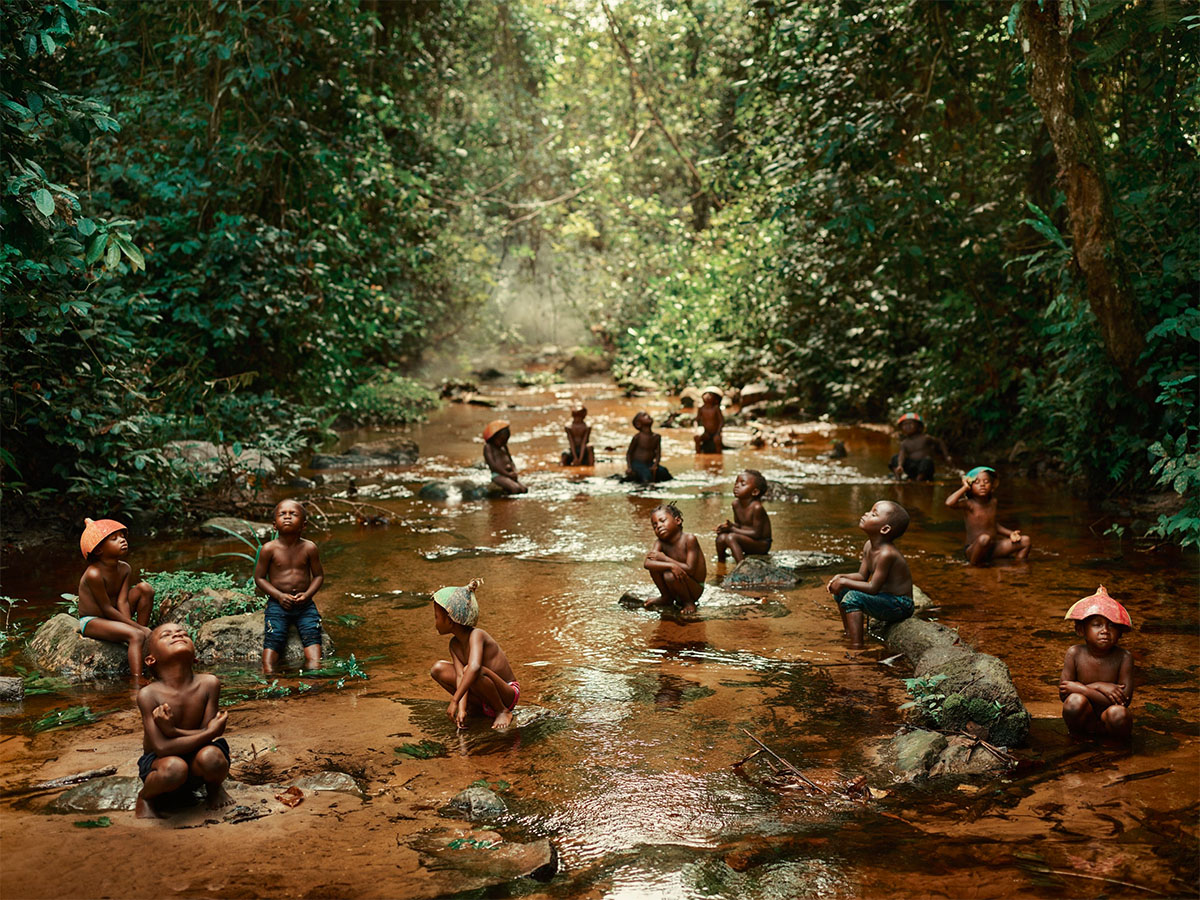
top-left (630, 460), bottom-right (672, 483)
top-left (697, 436), bottom-right (721, 453)
top-left (263, 598), bottom-right (322, 653)
top-left (836, 588), bottom-right (914, 623)
top-left (137, 737), bottom-right (230, 803)
top-left (889, 454), bottom-right (934, 479)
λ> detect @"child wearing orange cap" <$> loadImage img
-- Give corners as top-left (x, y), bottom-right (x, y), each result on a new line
top-left (694, 387), bottom-right (724, 454)
top-left (483, 420), bottom-right (528, 494)
top-left (945, 467), bottom-right (1031, 565)
top-left (1060, 586), bottom-right (1134, 739)
top-left (77, 518), bottom-right (155, 679)
top-left (429, 579), bottom-right (520, 730)
top-left (889, 413), bottom-right (950, 481)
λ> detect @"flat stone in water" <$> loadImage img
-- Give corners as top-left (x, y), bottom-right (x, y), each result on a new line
top-left (442, 786), bottom-right (507, 821)
top-left (723, 557), bottom-right (802, 589)
top-left (618, 585), bottom-right (787, 620)
top-left (48, 776), bottom-right (141, 812)
top-left (766, 550), bottom-right (849, 570)
top-left (409, 827), bottom-right (558, 891)
top-left (889, 729), bottom-right (948, 780)
top-left (290, 772), bottom-right (363, 796)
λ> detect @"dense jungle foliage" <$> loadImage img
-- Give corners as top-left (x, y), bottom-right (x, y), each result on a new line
top-left (2, 0), bottom-right (1197, 543)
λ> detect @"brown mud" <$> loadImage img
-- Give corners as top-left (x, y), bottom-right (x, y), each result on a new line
top-left (1, 382), bottom-right (1196, 899)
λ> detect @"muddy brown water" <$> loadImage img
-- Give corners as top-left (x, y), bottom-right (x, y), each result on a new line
top-left (1, 383), bottom-right (1196, 899)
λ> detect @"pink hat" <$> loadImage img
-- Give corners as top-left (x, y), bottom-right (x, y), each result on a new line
top-left (483, 420), bottom-right (510, 441)
top-left (896, 412), bottom-right (923, 426)
top-left (80, 518), bottom-right (127, 558)
top-left (1065, 585), bottom-right (1132, 630)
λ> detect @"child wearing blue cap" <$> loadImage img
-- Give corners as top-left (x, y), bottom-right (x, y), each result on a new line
top-left (945, 467), bottom-right (1032, 565)
top-left (429, 579), bottom-right (520, 730)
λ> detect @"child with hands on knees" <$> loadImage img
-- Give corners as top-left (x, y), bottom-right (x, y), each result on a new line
top-left (715, 469), bottom-right (772, 563)
top-left (643, 503), bottom-right (706, 614)
top-left (1060, 585), bottom-right (1134, 739)
top-left (77, 518), bottom-right (155, 680)
top-left (827, 501), bottom-right (914, 649)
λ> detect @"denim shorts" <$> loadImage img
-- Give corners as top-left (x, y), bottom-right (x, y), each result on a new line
top-left (836, 588), bottom-right (914, 623)
top-left (263, 598), bottom-right (322, 652)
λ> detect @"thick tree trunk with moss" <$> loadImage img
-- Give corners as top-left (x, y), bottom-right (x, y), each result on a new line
top-left (1020, 0), bottom-right (1146, 388)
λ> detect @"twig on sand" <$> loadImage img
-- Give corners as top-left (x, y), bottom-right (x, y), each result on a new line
top-left (31, 766), bottom-right (116, 790)
top-left (952, 730), bottom-right (1017, 765)
top-left (741, 729), bottom-right (827, 794)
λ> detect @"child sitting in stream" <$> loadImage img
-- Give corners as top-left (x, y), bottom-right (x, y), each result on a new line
top-left (694, 387), bottom-right (725, 454)
top-left (484, 420), bottom-right (528, 494)
top-left (643, 503), bottom-right (706, 614)
top-left (890, 412), bottom-right (950, 481)
top-left (1060, 585), bottom-right (1134, 739)
top-left (826, 501), bottom-right (913, 649)
top-left (561, 403), bottom-right (595, 466)
top-left (626, 412), bottom-right (672, 483)
top-left (430, 579), bottom-right (520, 730)
top-left (255, 499), bottom-right (325, 674)
top-left (715, 469), bottom-right (772, 563)
top-left (135, 622), bottom-right (232, 818)
top-left (945, 466), bottom-right (1032, 565)
top-left (77, 518), bottom-right (155, 680)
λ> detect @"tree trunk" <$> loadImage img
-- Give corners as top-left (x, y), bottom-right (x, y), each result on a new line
top-left (1020, 0), bottom-right (1145, 389)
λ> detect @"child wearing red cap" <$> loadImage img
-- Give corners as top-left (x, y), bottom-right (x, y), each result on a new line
top-left (889, 413), bottom-right (950, 481)
top-left (1060, 585), bottom-right (1134, 739)
top-left (77, 518), bottom-right (155, 679)
top-left (483, 420), bottom-right (528, 494)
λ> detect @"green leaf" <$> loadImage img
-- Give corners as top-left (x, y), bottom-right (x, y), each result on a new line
top-left (32, 189), bottom-right (54, 217)
top-left (41, 34), bottom-right (57, 55)
top-left (115, 236), bottom-right (145, 271)
top-left (85, 234), bottom-right (107, 265)
top-left (77, 218), bottom-right (96, 236)
top-left (105, 241), bottom-right (120, 269)
top-left (73, 816), bottom-right (112, 828)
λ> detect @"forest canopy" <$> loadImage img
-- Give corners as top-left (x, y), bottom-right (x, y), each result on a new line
top-left (1, 0), bottom-right (1196, 543)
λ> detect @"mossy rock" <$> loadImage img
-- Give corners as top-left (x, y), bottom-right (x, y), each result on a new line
top-left (913, 646), bottom-right (1030, 745)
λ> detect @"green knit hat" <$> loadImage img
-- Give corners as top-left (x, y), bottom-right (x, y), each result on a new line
top-left (432, 578), bottom-right (482, 627)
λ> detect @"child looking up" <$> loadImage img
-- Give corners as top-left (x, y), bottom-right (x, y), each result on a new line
top-left (430, 579), bottom-right (520, 730)
top-left (626, 412), bottom-right (672, 483)
top-left (255, 499), bottom-right (325, 674)
top-left (694, 387), bottom-right (725, 454)
top-left (826, 501), bottom-right (913, 649)
top-left (561, 403), bottom-right (595, 466)
top-left (643, 503), bottom-right (706, 614)
top-left (945, 466), bottom-right (1031, 565)
top-left (483, 420), bottom-right (528, 494)
top-left (77, 518), bottom-right (155, 679)
top-left (890, 413), bottom-right (950, 481)
top-left (135, 622), bottom-right (232, 818)
top-left (715, 469), bottom-right (772, 563)
top-left (1060, 585), bottom-right (1133, 739)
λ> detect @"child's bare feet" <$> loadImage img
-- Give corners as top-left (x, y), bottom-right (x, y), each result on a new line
top-left (679, 603), bottom-right (698, 616)
top-left (206, 784), bottom-right (234, 810)
top-left (492, 709), bottom-right (514, 730)
top-left (135, 795), bottom-right (162, 819)
top-left (643, 595), bottom-right (667, 609)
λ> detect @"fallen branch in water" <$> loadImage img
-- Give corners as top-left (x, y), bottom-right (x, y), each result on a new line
top-left (1, 765), bottom-right (119, 798)
top-left (730, 747), bottom-right (764, 769)
top-left (741, 729), bottom-right (826, 794)
top-left (1020, 864), bottom-right (1165, 895)
top-left (952, 730), bottom-right (1017, 766)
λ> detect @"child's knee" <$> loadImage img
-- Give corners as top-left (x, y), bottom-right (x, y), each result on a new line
top-left (1102, 705), bottom-right (1129, 729)
top-left (430, 660), bottom-right (452, 682)
top-left (155, 757), bottom-right (190, 787)
top-left (977, 533), bottom-right (993, 546)
top-left (1062, 694), bottom-right (1089, 717)
top-left (194, 746), bottom-right (229, 778)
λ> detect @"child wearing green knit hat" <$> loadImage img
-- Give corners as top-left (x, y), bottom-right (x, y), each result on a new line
top-left (429, 579), bottom-right (520, 730)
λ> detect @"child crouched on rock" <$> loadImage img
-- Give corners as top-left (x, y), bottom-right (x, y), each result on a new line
top-left (643, 503), bottom-right (706, 615)
top-left (826, 501), bottom-right (913, 649)
top-left (430, 579), bottom-right (520, 730)
top-left (77, 518), bottom-right (155, 680)
top-left (1060, 585), bottom-right (1133, 740)
top-left (136, 622), bottom-right (232, 818)
top-left (715, 469), bottom-right (772, 563)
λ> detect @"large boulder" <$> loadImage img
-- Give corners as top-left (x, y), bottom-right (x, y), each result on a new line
top-left (723, 557), bottom-right (801, 589)
top-left (195, 612), bottom-right (333, 667)
top-left (156, 588), bottom-right (262, 630)
top-left (163, 440), bottom-right (222, 477)
top-left (912, 646), bottom-right (1030, 746)
top-left (311, 437), bottom-right (418, 469)
top-left (679, 387), bottom-right (703, 408)
top-left (27, 614), bottom-right (129, 680)
top-left (199, 517), bottom-right (274, 540)
top-left (559, 347), bottom-right (609, 379)
top-left (766, 550), bottom-right (848, 570)
top-left (737, 382), bottom-right (778, 407)
top-left (883, 617), bottom-right (962, 663)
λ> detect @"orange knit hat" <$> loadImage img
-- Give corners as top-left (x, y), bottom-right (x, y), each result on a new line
top-left (80, 518), bottom-right (127, 558)
top-left (483, 420), bottom-right (510, 441)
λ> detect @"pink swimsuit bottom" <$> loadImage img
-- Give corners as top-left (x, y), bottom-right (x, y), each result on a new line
top-left (482, 680), bottom-right (520, 717)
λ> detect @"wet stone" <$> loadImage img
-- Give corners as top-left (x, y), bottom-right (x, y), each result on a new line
top-left (290, 772), bottom-right (363, 796)
top-left (928, 736), bottom-right (1011, 777)
top-left (410, 827), bottom-right (558, 891)
top-left (0, 675), bottom-right (24, 701)
top-left (766, 550), bottom-right (848, 570)
top-left (913, 646), bottom-right (1030, 746)
top-left (723, 557), bottom-right (802, 589)
top-left (48, 776), bottom-right (141, 813)
top-left (195, 612), bottom-right (334, 668)
top-left (442, 786), bottom-right (507, 821)
top-left (199, 517), bottom-right (274, 540)
top-left (156, 588), bottom-right (261, 629)
top-left (618, 585), bottom-right (785, 620)
top-left (419, 479), bottom-right (504, 502)
top-left (27, 613), bottom-right (129, 680)
top-left (912, 585), bottom-right (935, 612)
top-left (883, 617), bottom-right (963, 664)
top-left (889, 729), bottom-right (948, 779)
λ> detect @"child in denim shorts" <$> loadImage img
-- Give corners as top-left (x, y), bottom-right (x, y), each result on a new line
top-left (254, 499), bottom-right (325, 673)
top-left (826, 500), bottom-right (914, 649)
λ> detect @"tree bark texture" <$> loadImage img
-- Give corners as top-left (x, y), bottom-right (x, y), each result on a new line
top-left (1020, 0), bottom-right (1146, 389)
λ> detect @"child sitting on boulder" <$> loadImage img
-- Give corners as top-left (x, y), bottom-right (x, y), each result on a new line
top-left (135, 622), bottom-right (232, 818)
top-left (561, 403), bottom-right (595, 466)
top-left (694, 387), bottom-right (724, 454)
top-left (430, 579), bottom-right (520, 730)
top-left (643, 503), bottom-right (706, 614)
top-left (255, 499), bottom-right (325, 674)
top-left (483, 420), bottom-right (528, 494)
top-left (890, 413), bottom-right (950, 481)
top-left (1060, 585), bottom-right (1133, 739)
top-left (626, 412), bottom-right (672, 483)
top-left (77, 518), bottom-right (155, 679)
top-left (826, 501), bottom-right (913, 649)
top-left (716, 469), bottom-right (772, 563)
top-left (945, 466), bottom-right (1031, 565)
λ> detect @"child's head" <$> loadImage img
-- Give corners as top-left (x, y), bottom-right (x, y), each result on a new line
top-left (1065, 585), bottom-right (1131, 648)
top-left (859, 500), bottom-right (909, 540)
top-left (896, 412), bottom-right (924, 435)
top-left (571, 404), bottom-right (588, 421)
top-left (433, 578), bottom-right (482, 632)
top-left (735, 469), bottom-right (768, 499)
top-left (701, 386), bottom-right (723, 407)
top-left (633, 412), bottom-right (653, 431)
top-left (650, 503), bottom-right (683, 539)
top-left (483, 420), bottom-right (510, 445)
top-left (143, 622), bottom-right (195, 677)
top-left (965, 466), bottom-right (997, 497)
top-left (80, 518), bottom-right (129, 562)
top-left (273, 499), bottom-right (306, 533)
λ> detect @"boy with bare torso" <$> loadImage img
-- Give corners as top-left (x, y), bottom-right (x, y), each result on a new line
top-left (430, 579), bottom-right (520, 730)
top-left (484, 420), bottom-right (528, 494)
top-left (715, 469), bottom-right (772, 563)
top-left (890, 413), bottom-right (950, 481)
top-left (643, 503), bottom-right (706, 614)
top-left (626, 412), bottom-right (672, 483)
top-left (1060, 586), bottom-right (1134, 739)
top-left (561, 404), bottom-right (595, 466)
top-left (255, 499), bottom-right (325, 673)
top-left (76, 518), bottom-right (155, 679)
top-left (826, 501), bottom-right (914, 649)
top-left (694, 388), bottom-right (724, 454)
top-left (135, 622), bottom-right (232, 818)
top-left (945, 467), bottom-right (1031, 565)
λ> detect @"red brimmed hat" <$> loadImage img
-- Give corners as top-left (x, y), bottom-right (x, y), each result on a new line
top-left (80, 518), bottom-right (127, 558)
top-left (483, 420), bottom-right (510, 441)
top-left (896, 412), bottom-right (923, 426)
top-left (1064, 585), bottom-right (1132, 630)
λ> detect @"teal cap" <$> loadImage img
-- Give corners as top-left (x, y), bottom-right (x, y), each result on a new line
top-left (966, 466), bottom-right (996, 480)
